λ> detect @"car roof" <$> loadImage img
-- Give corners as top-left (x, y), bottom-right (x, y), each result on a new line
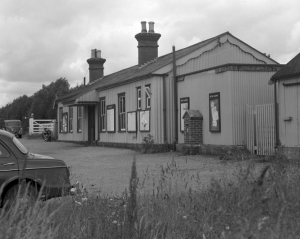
top-left (0, 129), bottom-right (15, 140)
top-left (4, 120), bottom-right (21, 122)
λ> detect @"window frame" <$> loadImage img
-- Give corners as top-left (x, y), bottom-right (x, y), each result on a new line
top-left (69, 107), bottom-right (73, 133)
top-left (62, 112), bottom-right (68, 133)
top-left (136, 87), bottom-right (141, 110)
top-left (59, 108), bottom-right (63, 133)
top-left (118, 93), bottom-right (126, 132)
top-left (99, 97), bottom-right (106, 132)
top-left (145, 84), bottom-right (151, 109)
top-left (77, 106), bottom-right (82, 133)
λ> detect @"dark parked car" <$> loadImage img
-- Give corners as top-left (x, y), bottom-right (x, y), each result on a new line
top-left (0, 129), bottom-right (72, 207)
top-left (4, 120), bottom-right (23, 138)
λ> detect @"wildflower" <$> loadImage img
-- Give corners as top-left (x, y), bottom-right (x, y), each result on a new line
top-left (82, 198), bottom-right (88, 203)
top-left (112, 220), bottom-right (118, 224)
top-left (112, 212), bottom-right (116, 216)
top-left (225, 225), bottom-right (230, 230)
top-left (70, 188), bottom-right (76, 194)
top-left (258, 216), bottom-right (269, 230)
top-left (75, 201), bottom-right (82, 206)
top-left (183, 215), bottom-right (187, 220)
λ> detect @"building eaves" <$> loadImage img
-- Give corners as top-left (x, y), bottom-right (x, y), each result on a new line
top-left (271, 52), bottom-right (300, 81)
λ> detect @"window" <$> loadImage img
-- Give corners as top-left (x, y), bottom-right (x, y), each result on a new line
top-left (145, 85), bottom-right (151, 109)
top-left (118, 93), bottom-right (126, 131)
top-left (100, 98), bottom-right (106, 132)
top-left (69, 107), bottom-right (73, 132)
top-left (137, 87), bottom-right (141, 110)
top-left (59, 108), bottom-right (63, 133)
top-left (62, 112), bottom-right (68, 133)
top-left (77, 106), bottom-right (82, 133)
top-left (0, 143), bottom-right (10, 158)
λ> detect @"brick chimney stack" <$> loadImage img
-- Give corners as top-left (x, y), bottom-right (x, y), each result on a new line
top-left (135, 21), bottom-right (161, 66)
top-left (87, 49), bottom-right (106, 83)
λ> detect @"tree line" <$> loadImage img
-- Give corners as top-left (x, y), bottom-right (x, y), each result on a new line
top-left (0, 78), bottom-right (83, 133)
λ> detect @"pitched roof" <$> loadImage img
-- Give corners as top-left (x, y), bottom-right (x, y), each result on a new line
top-left (56, 31), bottom-right (277, 106)
top-left (271, 52), bottom-right (300, 81)
top-left (55, 32), bottom-right (226, 106)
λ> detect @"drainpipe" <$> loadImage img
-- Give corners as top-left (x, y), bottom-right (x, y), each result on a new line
top-left (274, 80), bottom-right (279, 147)
top-left (172, 46), bottom-right (178, 147)
top-left (162, 75), bottom-right (167, 144)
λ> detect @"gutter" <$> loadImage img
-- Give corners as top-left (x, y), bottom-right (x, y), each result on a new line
top-left (177, 63), bottom-right (284, 79)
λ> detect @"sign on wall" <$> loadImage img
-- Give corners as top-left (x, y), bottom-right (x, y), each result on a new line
top-left (209, 92), bottom-right (221, 132)
top-left (139, 110), bottom-right (150, 132)
top-left (180, 97), bottom-right (189, 132)
top-left (127, 111), bottom-right (137, 132)
top-left (106, 104), bottom-right (115, 132)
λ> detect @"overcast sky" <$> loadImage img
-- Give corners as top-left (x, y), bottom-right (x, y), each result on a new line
top-left (0, 0), bottom-right (299, 107)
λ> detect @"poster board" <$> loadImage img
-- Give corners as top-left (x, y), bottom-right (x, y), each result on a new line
top-left (209, 92), bottom-right (221, 132)
top-left (127, 111), bottom-right (137, 132)
top-left (106, 104), bottom-right (115, 132)
top-left (139, 110), bottom-right (150, 132)
top-left (180, 97), bottom-right (189, 132)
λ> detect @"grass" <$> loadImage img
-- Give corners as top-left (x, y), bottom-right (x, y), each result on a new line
top-left (1, 153), bottom-right (300, 239)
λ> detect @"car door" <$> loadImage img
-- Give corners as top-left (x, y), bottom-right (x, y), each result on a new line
top-left (0, 140), bottom-right (19, 187)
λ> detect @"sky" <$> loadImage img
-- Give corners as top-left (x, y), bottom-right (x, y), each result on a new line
top-left (0, 0), bottom-right (300, 107)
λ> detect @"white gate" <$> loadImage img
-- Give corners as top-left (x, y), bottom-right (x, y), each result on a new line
top-left (246, 104), bottom-right (275, 156)
top-left (29, 118), bottom-right (55, 135)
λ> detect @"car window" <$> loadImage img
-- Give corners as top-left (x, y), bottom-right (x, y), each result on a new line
top-left (13, 137), bottom-right (28, 154)
top-left (0, 143), bottom-right (11, 158)
top-left (5, 122), bottom-right (20, 126)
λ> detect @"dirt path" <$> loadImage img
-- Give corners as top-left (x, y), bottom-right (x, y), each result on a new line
top-left (19, 137), bottom-right (262, 196)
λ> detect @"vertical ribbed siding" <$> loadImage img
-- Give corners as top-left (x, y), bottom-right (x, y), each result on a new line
top-left (231, 71), bottom-right (275, 145)
top-left (279, 77), bottom-right (300, 146)
top-left (176, 41), bottom-right (266, 76)
top-left (165, 72), bottom-right (175, 144)
top-left (99, 76), bottom-right (165, 144)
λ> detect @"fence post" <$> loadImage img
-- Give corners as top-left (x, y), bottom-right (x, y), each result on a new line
top-left (29, 118), bottom-right (33, 135)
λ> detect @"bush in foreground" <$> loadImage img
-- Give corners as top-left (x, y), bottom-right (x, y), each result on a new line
top-left (1, 154), bottom-right (300, 238)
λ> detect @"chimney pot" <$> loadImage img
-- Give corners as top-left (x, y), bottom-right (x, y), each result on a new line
top-left (141, 21), bottom-right (147, 33)
top-left (148, 22), bottom-right (155, 33)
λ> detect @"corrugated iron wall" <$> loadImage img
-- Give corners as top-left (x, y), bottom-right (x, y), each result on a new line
top-left (99, 76), bottom-right (165, 144)
top-left (176, 40), bottom-right (266, 76)
top-left (231, 71), bottom-right (275, 145)
top-left (279, 77), bottom-right (300, 146)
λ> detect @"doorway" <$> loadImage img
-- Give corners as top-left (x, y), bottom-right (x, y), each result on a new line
top-left (88, 105), bottom-right (95, 145)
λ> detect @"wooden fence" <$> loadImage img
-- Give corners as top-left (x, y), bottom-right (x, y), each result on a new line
top-left (29, 118), bottom-right (56, 135)
top-left (246, 104), bottom-right (275, 156)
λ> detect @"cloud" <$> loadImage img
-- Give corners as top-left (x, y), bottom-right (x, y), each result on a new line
top-left (0, 0), bottom-right (300, 107)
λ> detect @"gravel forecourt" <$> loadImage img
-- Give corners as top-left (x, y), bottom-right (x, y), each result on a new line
top-left (19, 136), bottom-right (261, 196)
